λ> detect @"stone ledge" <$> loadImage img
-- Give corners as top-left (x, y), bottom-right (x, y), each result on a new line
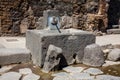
top-left (107, 29), bottom-right (120, 34)
top-left (0, 48), bottom-right (31, 65)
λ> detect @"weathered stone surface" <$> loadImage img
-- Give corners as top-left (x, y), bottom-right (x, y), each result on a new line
top-left (83, 68), bottom-right (103, 75)
top-left (0, 48), bottom-right (31, 65)
top-left (61, 14), bottom-right (72, 29)
top-left (52, 72), bottom-right (69, 77)
top-left (53, 76), bottom-right (72, 80)
top-left (43, 10), bottom-right (60, 30)
top-left (20, 18), bottom-right (29, 34)
top-left (22, 73), bottom-right (40, 80)
top-left (42, 45), bottom-right (62, 73)
top-left (96, 75), bottom-right (120, 80)
top-left (103, 60), bottom-right (120, 67)
top-left (107, 49), bottom-right (120, 61)
top-left (0, 65), bottom-right (17, 74)
top-left (0, 72), bottom-right (22, 80)
top-left (26, 28), bottom-right (95, 67)
top-left (19, 68), bottom-right (32, 75)
top-left (63, 66), bottom-right (85, 73)
top-left (70, 72), bottom-right (94, 80)
top-left (0, 44), bottom-right (5, 48)
top-left (35, 17), bottom-right (44, 30)
top-left (107, 29), bottom-right (120, 34)
top-left (83, 44), bottom-right (105, 67)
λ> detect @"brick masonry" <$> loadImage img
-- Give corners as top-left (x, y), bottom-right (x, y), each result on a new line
top-left (0, 0), bottom-right (120, 35)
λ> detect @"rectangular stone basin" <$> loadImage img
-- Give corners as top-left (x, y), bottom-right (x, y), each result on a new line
top-left (26, 28), bottom-right (95, 67)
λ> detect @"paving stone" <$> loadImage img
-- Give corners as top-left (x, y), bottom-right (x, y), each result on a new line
top-left (22, 73), bottom-right (40, 80)
top-left (0, 48), bottom-right (31, 65)
top-left (102, 60), bottom-right (120, 67)
top-left (0, 64), bottom-right (17, 74)
top-left (107, 29), bottom-right (120, 34)
top-left (63, 66), bottom-right (85, 73)
top-left (107, 48), bottom-right (120, 61)
top-left (70, 72), bottom-right (95, 80)
top-left (96, 75), bottom-right (120, 80)
top-left (52, 72), bottom-right (69, 77)
top-left (83, 68), bottom-right (103, 75)
top-left (19, 68), bottom-right (32, 75)
top-left (0, 72), bottom-right (22, 80)
top-left (83, 44), bottom-right (105, 67)
top-left (53, 75), bottom-right (74, 80)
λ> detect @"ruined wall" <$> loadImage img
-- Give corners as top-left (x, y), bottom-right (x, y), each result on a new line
top-left (0, 0), bottom-right (120, 35)
top-left (0, 0), bottom-right (73, 35)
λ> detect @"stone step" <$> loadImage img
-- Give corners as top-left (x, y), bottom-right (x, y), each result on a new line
top-left (107, 29), bottom-right (120, 34)
top-left (0, 48), bottom-right (31, 65)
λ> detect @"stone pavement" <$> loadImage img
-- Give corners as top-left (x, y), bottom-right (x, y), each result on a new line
top-left (0, 68), bottom-right (40, 80)
top-left (52, 66), bottom-right (120, 80)
top-left (0, 35), bottom-right (120, 80)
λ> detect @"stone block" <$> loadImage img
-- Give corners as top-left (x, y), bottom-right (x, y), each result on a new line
top-left (107, 29), bottom-right (120, 34)
top-left (0, 72), bottom-right (22, 80)
top-left (42, 45), bottom-right (62, 73)
top-left (26, 28), bottom-right (95, 67)
top-left (0, 48), bottom-right (31, 65)
top-left (107, 48), bottom-right (120, 61)
top-left (83, 44), bottom-right (105, 67)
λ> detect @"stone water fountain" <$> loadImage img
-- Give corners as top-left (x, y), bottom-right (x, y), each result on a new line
top-left (26, 10), bottom-right (95, 72)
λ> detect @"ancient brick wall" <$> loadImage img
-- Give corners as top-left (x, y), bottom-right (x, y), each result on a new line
top-left (0, 0), bottom-right (73, 35)
top-left (0, 0), bottom-right (20, 34)
top-left (0, 0), bottom-right (120, 35)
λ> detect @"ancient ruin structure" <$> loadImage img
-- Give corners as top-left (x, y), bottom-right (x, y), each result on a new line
top-left (0, 0), bottom-right (120, 36)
